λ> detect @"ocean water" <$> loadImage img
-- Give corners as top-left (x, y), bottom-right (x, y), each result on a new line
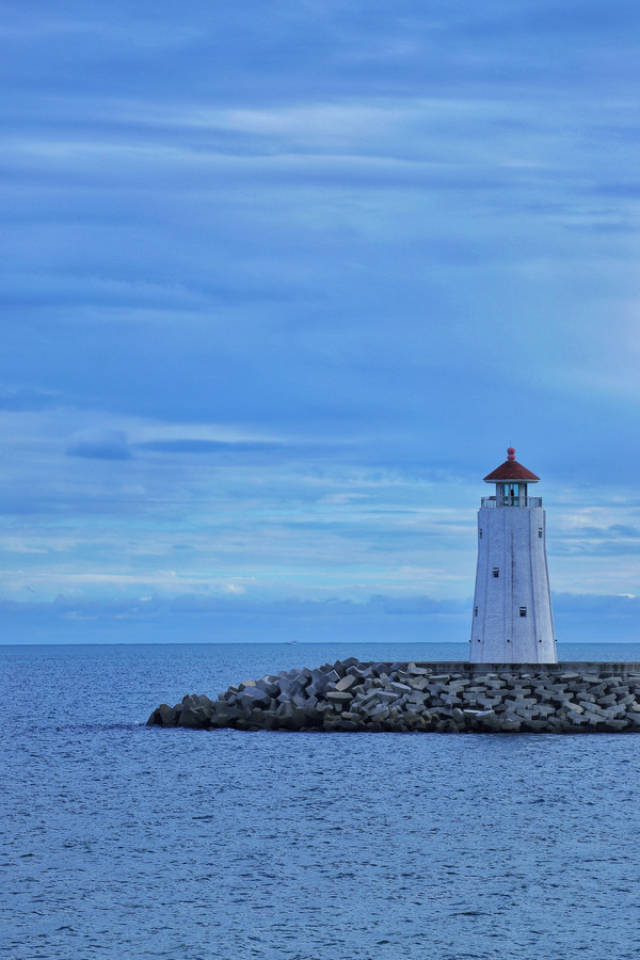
top-left (2, 640), bottom-right (640, 960)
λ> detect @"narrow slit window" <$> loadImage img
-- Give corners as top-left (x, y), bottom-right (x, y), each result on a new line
top-left (519, 606), bottom-right (527, 617)
top-left (474, 605), bottom-right (478, 617)
top-left (538, 527), bottom-right (543, 538)
top-left (479, 528), bottom-right (483, 539)
top-left (492, 567), bottom-right (499, 578)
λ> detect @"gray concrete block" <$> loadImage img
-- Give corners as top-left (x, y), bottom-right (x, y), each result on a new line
top-left (373, 690), bottom-right (401, 703)
top-left (255, 676), bottom-right (280, 697)
top-left (407, 677), bottom-right (430, 692)
top-left (146, 702), bottom-right (178, 726)
top-left (498, 718), bottom-right (522, 732)
top-left (326, 690), bottom-right (354, 704)
top-left (238, 686), bottom-right (271, 708)
top-left (390, 681), bottom-right (412, 694)
top-left (407, 663), bottom-right (429, 676)
top-left (368, 704), bottom-right (390, 720)
top-left (178, 705), bottom-right (211, 729)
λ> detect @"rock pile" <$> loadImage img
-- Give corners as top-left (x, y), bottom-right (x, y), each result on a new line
top-left (147, 659), bottom-right (640, 733)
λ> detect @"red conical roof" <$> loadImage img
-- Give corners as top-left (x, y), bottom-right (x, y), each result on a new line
top-left (483, 447), bottom-right (540, 483)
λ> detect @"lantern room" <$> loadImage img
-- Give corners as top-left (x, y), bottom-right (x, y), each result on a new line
top-left (482, 447), bottom-right (541, 508)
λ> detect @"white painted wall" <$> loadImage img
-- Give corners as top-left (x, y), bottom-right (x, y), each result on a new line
top-left (469, 503), bottom-right (557, 663)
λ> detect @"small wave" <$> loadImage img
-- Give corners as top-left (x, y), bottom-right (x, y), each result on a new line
top-left (59, 722), bottom-right (145, 733)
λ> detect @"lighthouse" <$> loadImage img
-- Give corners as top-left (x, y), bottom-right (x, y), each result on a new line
top-left (470, 447), bottom-right (557, 664)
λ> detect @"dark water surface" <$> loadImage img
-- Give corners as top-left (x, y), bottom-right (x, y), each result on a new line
top-left (2, 641), bottom-right (640, 960)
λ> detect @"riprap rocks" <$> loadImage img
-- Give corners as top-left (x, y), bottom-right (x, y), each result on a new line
top-left (147, 659), bottom-right (640, 733)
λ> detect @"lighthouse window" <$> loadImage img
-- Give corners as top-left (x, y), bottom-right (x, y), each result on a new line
top-left (503, 482), bottom-right (519, 505)
top-left (519, 606), bottom-right (527, 617)
top-left (492, 567), bottom-right (500, 578)
top-left (538, 527), bottom-right (543, 538)
top-left (479, 528), bottom-right (483, 539)
top-left (474, 605), bottom-right (478, 617)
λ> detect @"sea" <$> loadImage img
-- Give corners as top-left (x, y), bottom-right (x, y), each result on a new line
top-left (2, 640), bottom-right (640, 960)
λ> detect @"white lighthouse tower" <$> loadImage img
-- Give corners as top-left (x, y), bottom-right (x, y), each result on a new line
top-left (470, 447), bottom-right (557, 664)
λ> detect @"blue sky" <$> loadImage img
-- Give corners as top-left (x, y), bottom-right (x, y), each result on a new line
top-left (3, 0), bottom-right (640, 642)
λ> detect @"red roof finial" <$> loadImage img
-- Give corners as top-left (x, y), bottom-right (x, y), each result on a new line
top-left (507, 446), bottom-right (516, 461)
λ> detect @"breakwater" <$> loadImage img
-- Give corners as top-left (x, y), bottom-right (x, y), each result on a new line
top-left (147, 659), bottom-right (640, 733)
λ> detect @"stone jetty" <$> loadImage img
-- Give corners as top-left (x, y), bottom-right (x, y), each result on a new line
top-left (147, 659), bottom-right (640, 733)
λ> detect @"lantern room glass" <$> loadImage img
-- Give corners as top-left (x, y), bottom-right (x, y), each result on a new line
top-left (500, 482), bottom-right (528, 506)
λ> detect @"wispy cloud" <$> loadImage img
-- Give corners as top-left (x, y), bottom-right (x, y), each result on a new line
top-left (2, 591), bottom-right (639, 645)
top-left (67, 429), bottom-right (132, 460)
top-left (2, 2), bottom-right (640, 629)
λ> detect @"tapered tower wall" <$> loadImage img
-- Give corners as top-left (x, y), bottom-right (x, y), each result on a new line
top-left (470, 502), bottom-right (556, 664)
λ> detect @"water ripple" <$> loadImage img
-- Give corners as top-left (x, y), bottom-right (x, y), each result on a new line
top-left (2, 642), bottom-right (640, 959)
